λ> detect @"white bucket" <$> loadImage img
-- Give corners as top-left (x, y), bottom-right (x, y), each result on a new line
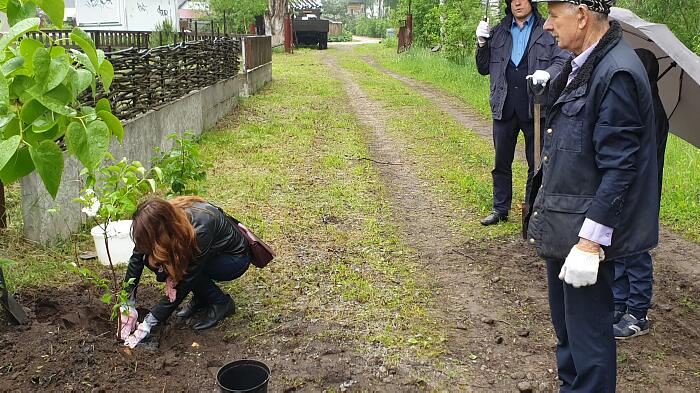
top-left (90, 220), bottom-right (136, 266)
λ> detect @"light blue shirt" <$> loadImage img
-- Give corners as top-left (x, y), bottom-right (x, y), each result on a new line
top-left (510, 13), bottom-right (535, 66)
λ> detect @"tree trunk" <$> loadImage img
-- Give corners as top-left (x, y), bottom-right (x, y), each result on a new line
top-left (265, 0), bottom-right (288, 47)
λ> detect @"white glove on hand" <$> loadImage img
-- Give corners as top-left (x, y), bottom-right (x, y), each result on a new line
top-left (476, 20), bottom-right (490, 44)
top-left (526, 70), bottom-right (551, 87)
top-left (124, 313), bottom-right (158, 348)
top-left (117, 305), bottom-right (138, 340)
top-left (559, 245), bottom-right (605, 288)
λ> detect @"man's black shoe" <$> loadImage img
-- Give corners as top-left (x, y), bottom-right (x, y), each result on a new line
top-left (480, 211), bottom-right (508, 226)
top-left (193, 296), bottom-right (236, 331)
top-left (176, 296), bottom-right (205, 319)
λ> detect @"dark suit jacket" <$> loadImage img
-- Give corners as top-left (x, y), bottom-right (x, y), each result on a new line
top-left (476, 12), bottom-right (570, 120)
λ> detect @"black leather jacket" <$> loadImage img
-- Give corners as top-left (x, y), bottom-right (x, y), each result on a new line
top-left (124, 201), bottom-right (248, 322)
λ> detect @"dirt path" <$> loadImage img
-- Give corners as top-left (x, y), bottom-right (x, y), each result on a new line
top-left (363, 54), bottom-right (700, 283)
top-left (323, 52), bottom-right (560, 392)
top-left (324, 49), bottom-right (700, 391)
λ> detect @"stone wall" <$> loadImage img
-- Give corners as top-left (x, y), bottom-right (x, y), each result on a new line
top-left (21, 64), bottom-right (272, 244)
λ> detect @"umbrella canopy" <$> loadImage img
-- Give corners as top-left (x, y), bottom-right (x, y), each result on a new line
top-left (609, 7), bottom-right (700, 149)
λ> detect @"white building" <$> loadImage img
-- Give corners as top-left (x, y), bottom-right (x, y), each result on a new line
top-left (76, 0), bottom-right (179, 31)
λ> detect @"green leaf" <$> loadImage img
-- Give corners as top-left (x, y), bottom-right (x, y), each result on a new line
top-left (29, 140), bottom-right (63, 199)
top-left (49, 45), bottom-right (66, 59)
top-left (0, 18), bottom-right (40, 61)
top-left (97, 110), bottom-right (123, 143)
top-left (0, 134), bottom-right (21, 171)
top-left (69, 28), bottom-right (98, 72)
top-left (19, 99), bottom-right (47, 124)
top-left (70, 49), bottom-right (96, 74)
top-left (24, 123), bottom-right (60, 145)
top-left (66, 68), bottom-right (92, 97)
top-left (30, 112), bottom-right (61, 134)
top-left (2, 56), bottom-right (25, 77)
top-left (100, 293), bottom-right (112, 304)
top-left (95, 98), bottom-right (111, 113)
top-left (47, 54), bottom-right (70, 90)
top-left (35, 0), bottom-right (63, 29)
top-left (0, 71), bottom-right (8, 108)
top-left (0, 146), bottom-right (33, 184)
top-left (33, 84), bottom-right (76, 116)
top-left (147, 178), bottom-right (156, 193)
top-left (67, 120), bottom-right (111, 170)
top-left (19, 37), bottom-right (42, 72)
top-left (7, 0), bottom-right (37, 26)
top-left (32, 47), bottom-right (50, 92)
top-left (98, 59), bottom-right (114, 92)
top-left (0, 113), bottom-right (16, 129)
top-left (85, 120), bottom-right (110, 168)
top-left (65, 121), bottom-right (87, 161)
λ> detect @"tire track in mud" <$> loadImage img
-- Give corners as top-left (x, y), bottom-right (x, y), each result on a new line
top-left (323, 52), bottom-right (559, 392)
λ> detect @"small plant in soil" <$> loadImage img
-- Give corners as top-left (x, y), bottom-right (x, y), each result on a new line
top-left (75, 156), bottom-right (161, 335)
top-left (151, 132), bottom-right (211, 196)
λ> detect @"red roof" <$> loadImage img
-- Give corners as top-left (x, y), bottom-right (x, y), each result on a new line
top-left (179, 9), bottom-right (206, 19)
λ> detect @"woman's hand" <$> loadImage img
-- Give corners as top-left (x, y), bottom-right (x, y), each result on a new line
top-left (166, 278), bottom-right (177, 303)
top-left (117, 305), bottom-right (138, 340)
top-left (124, 313), bottom-right (159, 348)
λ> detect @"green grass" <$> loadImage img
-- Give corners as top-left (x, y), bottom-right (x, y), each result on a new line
top-left (0, 49), bottom-right (446, 362)
top-left (354, 44), bottom-right (492, 118)
top-left (200, 49), bottom-right (445, 358)
top-left (332, 46), bottom-right (526, 239)
top-left (660, 135), bottom-right (700, 242)
top-left (356, 43), bottom-right (700, 244)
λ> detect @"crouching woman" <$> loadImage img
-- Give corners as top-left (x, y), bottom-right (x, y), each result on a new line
top-left (118, 196), bottom-right (251, 348)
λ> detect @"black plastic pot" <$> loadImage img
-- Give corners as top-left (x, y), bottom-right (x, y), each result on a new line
top-left (216, 359), bottom-right (270, 393)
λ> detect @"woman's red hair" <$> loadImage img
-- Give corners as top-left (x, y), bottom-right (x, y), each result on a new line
top-left (131, 196), bottom-right (205, 282)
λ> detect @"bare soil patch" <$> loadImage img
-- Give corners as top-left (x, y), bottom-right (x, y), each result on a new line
top-left (0, 281), bottom-right (431, 392)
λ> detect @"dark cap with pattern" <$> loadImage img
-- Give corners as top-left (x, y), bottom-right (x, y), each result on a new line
top-left (533, 0), bottom-right (613, 14)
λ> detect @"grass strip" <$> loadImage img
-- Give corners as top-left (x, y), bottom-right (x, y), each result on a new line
top-left (195, 49), bottom-right (445, 359)
top-left (333, 46), bottom-right (527, 239)
top-left (357, 43), bottom-right (700, 244)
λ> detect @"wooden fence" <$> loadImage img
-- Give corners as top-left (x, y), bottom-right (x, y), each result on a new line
top-left (26, 29), bottom-right (237, 51)
top-left (85, 37), bottom-right (242, 120)
top-left (243, 35), bottom-right (272, 71)
top-left (26, 30), bottom-right (152, 50)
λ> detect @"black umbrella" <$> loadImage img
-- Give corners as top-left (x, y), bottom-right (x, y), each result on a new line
top-left (610, 7), bottom-right (700, 149)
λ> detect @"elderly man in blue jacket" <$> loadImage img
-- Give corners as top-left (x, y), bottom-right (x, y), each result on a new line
top-left (476, 0), bottom-right (569, 226)
top-left (526, 0), bottom-right (659, 391)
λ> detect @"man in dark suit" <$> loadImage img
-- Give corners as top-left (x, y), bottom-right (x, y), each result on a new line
top-left (476, 0), bottom-right (569, 225)
top-left (527, 0), bottom-right (659, 390)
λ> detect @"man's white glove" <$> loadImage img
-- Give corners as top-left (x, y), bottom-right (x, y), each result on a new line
top-left (559, 245), bottom-right (606, 288)
top-left (124, 313), bottom-right (158, 348)
top-left (526, 70), bottom-right (551, 87)
top-left (476, 20), bottom-right (490, 44)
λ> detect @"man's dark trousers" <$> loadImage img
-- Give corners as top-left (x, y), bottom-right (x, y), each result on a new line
top-left (491, 114), bottom-right (535, 215)
top-left (613, 251), bottom-right (653, 318)
top-left (546, 259), bottom-right (617, 392)
top-left (492, 59), bottom-right (535, 215)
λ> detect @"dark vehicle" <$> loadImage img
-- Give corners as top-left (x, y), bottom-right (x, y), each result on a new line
top-left (291, 0), bottom-right (329, 50)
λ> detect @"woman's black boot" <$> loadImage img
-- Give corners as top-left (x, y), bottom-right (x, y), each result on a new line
top-left (176, 296), bottom-right (205, 318)
top-left (193, 295), bottom-right (235, 331)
